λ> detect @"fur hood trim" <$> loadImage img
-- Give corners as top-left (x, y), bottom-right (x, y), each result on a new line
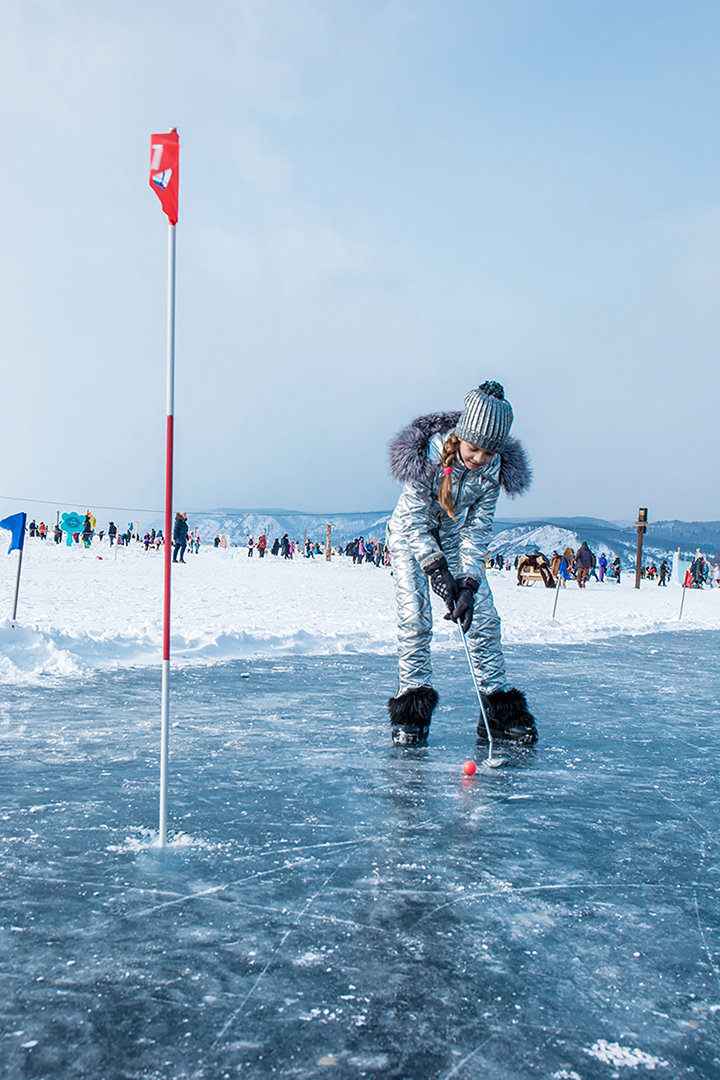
top-left (499, 436), bottom-right (533, 497)
top-left (388, 411), bottom-right (532, 497)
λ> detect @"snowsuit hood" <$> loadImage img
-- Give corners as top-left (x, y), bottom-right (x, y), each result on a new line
top-left (388, 411), bottom-right (531, 497)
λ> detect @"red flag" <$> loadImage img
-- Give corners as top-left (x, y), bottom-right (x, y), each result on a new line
top-left (149, 129), bottom-right (180, 225)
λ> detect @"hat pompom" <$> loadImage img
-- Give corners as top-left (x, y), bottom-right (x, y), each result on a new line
top-left (478, 380), bottom-right (505, 400)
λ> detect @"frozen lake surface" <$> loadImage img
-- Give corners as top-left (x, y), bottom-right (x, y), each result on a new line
top-left (1, 630), bottom-right (719, 1079)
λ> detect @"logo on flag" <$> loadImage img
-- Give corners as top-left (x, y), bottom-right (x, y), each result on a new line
top-left (149, 130), bottom-right (180, 224)
top-left (151, 169), bottom-right (173, 190)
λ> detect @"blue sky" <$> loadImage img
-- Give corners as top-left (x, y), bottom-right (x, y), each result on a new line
top-left (1, 0), bottom-right (718, 523)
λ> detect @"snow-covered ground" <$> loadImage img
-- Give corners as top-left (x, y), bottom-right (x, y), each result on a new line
top-left (0, 538), bottom-right (717, 684)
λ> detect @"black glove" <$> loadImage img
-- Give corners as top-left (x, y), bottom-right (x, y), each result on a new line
top-left (423, 554), bottom-right (458, 612)
top-left (443, 576), bottom-right (479, 633)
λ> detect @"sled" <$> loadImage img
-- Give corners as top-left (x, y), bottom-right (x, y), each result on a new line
top-left (517, 552), bottom-right (556, 588)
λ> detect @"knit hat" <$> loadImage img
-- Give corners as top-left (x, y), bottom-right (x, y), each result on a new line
top-left (453, 381), bottom-right (513, 453)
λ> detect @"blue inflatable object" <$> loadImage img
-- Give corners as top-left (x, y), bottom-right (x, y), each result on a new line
top-left (60, 512), bottom-right (84, 547)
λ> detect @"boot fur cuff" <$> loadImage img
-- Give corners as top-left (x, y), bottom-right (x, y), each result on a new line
top-left (388, 685), bottom-right (439, 725)
top-left (479, 687), bottom-right (538, 744)
top-left (482, 687), bottom-right (532, 722)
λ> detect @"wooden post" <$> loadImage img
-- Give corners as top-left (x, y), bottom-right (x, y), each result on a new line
top-left (634, 507), bottom-right (648, 589)
top-left (326, 524), bottom-right (332, 561)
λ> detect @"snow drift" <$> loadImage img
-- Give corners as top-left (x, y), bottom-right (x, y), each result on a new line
top-left (0, 539), bottom-right (717, 684)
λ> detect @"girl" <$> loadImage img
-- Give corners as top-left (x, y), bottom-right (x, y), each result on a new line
top-left (386, 381), bottom-right (537, 747)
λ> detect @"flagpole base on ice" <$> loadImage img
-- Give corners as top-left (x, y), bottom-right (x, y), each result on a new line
top-left (159, 658), bottom-right (170, 841)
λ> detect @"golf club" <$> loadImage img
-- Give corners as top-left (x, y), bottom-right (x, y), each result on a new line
top-left (458, 625), bottom-right (505, 768)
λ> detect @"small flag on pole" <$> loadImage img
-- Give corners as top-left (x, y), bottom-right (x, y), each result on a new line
top-left (0, 512), bottom-right (27, 554)
top-left (149, 130), bottom-right (180, 224)
top-left (0, 512), bottom-right (27, 624)
top-left (551, 555), bottom-right (572, 619)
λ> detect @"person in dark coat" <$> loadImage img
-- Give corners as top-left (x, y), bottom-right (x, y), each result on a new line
top-left (658, 559), bottom-right (668, 586)
top-left (690, 557), bottom-right (705, 588)
top-left (588, 547), bottom-right (599, 582)
top-left (173, 512), bottom-right (188, 563)
top-left (575, 541), bottom-right (593, 588)
top-left (82, 513), bottom-right (93, 549)
top-left (281, 533), bottom-right (290, 559)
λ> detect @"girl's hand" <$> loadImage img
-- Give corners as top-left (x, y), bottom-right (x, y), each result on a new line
top-left (444, 576), bottom-right (479, 633)
top-left (423, 554), bottom-right (459, 611)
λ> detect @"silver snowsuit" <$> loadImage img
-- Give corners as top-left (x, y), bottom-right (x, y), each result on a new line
top-left (388, 432), bottom-right (507, 695)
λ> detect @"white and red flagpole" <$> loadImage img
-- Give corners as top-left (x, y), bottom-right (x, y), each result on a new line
top-left (149, 128), bottom-right (180, 847)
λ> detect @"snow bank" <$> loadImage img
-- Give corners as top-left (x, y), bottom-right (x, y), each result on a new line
top-left (0, 540), bottom-right (717, 683)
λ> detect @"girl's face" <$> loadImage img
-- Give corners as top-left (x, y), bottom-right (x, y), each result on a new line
top-left (459, 440), bottom-right (494, 470)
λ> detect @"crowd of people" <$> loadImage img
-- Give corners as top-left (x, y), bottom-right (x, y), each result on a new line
top-left (546, 544), bottom-right (720, 588)
top-left (24, 514), bottom-right (392, 569)
top-left (22, 511), bottom-right (210, 561)
top-left (681, 555), bottom-right (718, 589)
top-left (21, 515), bottom-right (720, 588)
top-left (550, 544), bottom-right (625, 587)
top-left (240, 533), bottom-right (391, 565)
top-left (504, 544), bottom-right (719, 588)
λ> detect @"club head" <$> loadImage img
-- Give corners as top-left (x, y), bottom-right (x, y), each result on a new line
top-left (485, 756), bottom-right (505, 768)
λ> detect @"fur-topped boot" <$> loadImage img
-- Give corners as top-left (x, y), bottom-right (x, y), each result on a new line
top-left (388, 686), bottom-right (439, 746)
top-left (477, 688), bottom-right (538, 745)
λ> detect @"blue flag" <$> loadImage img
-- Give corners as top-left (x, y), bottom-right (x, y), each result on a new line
top-left (559, 556), bottom-right (572, 580)
top-left (0, 512), bottom-right (27, 554)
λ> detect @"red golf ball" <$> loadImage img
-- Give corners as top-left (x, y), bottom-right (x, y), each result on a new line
top-left (462, 760), bottom-right (477, 776)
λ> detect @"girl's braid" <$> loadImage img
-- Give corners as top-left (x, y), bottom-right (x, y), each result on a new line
top-left (438, 433), bottom-right (460, 520)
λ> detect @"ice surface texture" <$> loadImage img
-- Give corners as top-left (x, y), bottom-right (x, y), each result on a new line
top-left (0, 631), bottom-right (719, 1078)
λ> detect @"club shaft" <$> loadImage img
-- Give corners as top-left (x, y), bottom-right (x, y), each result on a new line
top-left (459, 627), bottom-right (495, 761)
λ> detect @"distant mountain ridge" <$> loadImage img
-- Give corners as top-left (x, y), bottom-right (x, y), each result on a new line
top-left (191, 509), bottom-right (390, 547)
top-left (188, 509), bottom-right (720, 561)
top-left (491, 517), bottom-right (720, 562)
